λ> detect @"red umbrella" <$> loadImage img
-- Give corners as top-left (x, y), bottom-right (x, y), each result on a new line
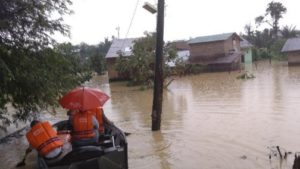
top-left (59, 87), bottom-right (110, 111)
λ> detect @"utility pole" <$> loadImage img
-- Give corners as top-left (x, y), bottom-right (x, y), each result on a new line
top-left (151, 0), bottom-right (164, 131)
top-left (116, 26), bottom-right (120, 39)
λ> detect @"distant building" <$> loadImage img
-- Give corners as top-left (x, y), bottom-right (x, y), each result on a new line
top-left (188, 32), bottom-right (242, 71)
top-left (281, 38), bottom-right (300, 66)
top-left (105, 38), bottom-right (137, 79)
top-left (240, 38), bottom-right (253, 64)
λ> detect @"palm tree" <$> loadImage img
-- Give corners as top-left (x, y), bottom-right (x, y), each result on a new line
top-left (255, 1), bottom-right (287, 38)
top-left (281, 25), bottom-right (299, 39)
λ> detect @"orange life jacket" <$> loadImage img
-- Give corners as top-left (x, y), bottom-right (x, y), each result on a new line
top-left (26, 121), bottom-right (63, 156)
top-left (71, 111), bottom-right (96, 140)
top-left (90, 107), bottom-right (105, 134)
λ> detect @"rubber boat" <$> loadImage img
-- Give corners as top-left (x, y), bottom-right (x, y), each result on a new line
top-left (37, 118), bottom-right (128, 169)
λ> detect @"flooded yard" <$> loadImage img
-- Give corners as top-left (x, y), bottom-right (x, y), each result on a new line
top-left (1, 61), bottom-right (300, 169)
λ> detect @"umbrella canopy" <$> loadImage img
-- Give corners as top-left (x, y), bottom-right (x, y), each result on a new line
top-left (59, 87), bottom-right (110, 111)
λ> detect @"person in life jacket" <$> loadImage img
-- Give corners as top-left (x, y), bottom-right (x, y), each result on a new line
top-left (26, 120), bottom-right (63, 159)
top-left (89, 107), bottom-right (105, 134)
top-left (70, 110), bottom-right (99, 147)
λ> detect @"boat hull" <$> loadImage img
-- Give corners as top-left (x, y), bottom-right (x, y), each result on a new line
top-left (36, 120), bottom-right (128, 169)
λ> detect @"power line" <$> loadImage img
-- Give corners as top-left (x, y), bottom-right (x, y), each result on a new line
top-left (119, 0), bottom-right (140, 55)
top-left (124, 0), bottom-right (140, 39)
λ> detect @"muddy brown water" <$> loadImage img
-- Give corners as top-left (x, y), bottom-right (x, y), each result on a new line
top-left (1, 61), bottom-right (300, 169)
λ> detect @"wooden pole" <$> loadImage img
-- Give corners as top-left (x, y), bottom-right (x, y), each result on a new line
top-left (151, 0), bottom-right (165, 131)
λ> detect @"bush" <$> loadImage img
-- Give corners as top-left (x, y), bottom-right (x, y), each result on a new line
top-left (270, 38), bottom-right (287, 60)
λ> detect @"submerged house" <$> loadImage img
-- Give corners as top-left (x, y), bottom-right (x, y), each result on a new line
top-left (106, 38), bottom-right (191, 78)
top-left (105, 38), bottom-right (136, 79)
top-left (240, 38), bottom-right (253, 64)
top-left (188, 32), bottom-right (242, 71)
top-left (281, 38), bottom-right (300, 66)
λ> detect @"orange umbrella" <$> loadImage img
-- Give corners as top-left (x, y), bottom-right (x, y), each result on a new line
top-left (59, 87), bottom-right (110, 111)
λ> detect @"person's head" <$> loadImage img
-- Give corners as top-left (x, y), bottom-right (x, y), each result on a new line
top-left (67, 110), bottom-right (72, 116)
top-left (30, 120), bottom-right (40, 128)
top-left (67, 109), bottom-right (78, 116)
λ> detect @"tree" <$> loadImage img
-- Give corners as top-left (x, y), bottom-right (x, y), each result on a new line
top-left (0, 0), bottom-right (72, 49)
top-left (115, 33), bottom-right (156, 87)
top-left (254, 29), bottom-right (273, 49)
top-left (76, 39), bottom-right (111, 75)
top-left (281, 25), bottom-right (299, 39)
top-left (243, 24), bottom-right (255, 44)
top-left (115, 32), bottom-right (176, 88)
top-left (270, 38), bottom-right (286, 60)
top-left (0, 0), bottom-right (91, 130)
top-left (244, 24), bottom-right (254, 39)
top-left (255, 1), bottom-right (287, 38)
top-left (89, 39), bottom-right (111, 75)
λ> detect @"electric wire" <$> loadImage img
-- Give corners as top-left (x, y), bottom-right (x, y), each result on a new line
top-left (120, 0), bottom-right (141, 53)
top-left (124, 0), bottom-right (141, 39)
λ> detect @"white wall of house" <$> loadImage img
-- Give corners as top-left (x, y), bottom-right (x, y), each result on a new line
top-left (166, 50), bottom-right (190, 67)
top-left (177, 50), bottom-right (190, 61)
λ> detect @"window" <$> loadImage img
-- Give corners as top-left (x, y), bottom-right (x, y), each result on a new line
top-left (124, 47), bottom-right (131, 52)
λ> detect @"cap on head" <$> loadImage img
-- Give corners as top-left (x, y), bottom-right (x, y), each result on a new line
top-left (30, 120), bottom-right (40, 127)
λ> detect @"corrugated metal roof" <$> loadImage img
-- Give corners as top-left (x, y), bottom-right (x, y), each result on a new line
top-left (188, 32), bottom-right (237, 44)
top-left (281, 38), bottom-right (300, 52)
top-left (240, 38), bottom-right (253, 49)
top-left (105, 38), bottom-right (137, 58)
top-left (189, 52), bottom-right (241, 64)
top-left (209, 52), bottom-right (241, 64)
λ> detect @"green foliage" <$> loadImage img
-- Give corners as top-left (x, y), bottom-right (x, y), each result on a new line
top-left (0, 0), bottom-right (93, 130)
top-left (270, 38), bottom-right (287, 60)
top-left (243, 2), bottom-right (294, 62)
top-left (280, 25), bottom-right (300, 39)
top-left (76, 39), bottom-right (111, 75)
top-left (243, 26), bottom-right (274, 49)
top-left (0, 0), bottom-right (72, 49)
top-left (89, 54), bottom-right (106, 75)
top-left (252, 48), bottom-right (259, 61)
top-left (0, 44), bottom-right (92, 129)
top-left (115, 56), bottom-right (130, 79)
top-left (255, 1), bottom-right (287, 38)
top-left (254, 29), bottom-right (273, 49)
top-left (128, 33), bottom-right (155, 86)
top-left (266, 1), bottom-right (287, 22)
top-left (115, 32), bottom-right (177, 88)
top-left (259, 48), bottom-right (271, 59)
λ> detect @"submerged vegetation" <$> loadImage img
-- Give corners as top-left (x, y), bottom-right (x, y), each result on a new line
top-left (243, 1), bottom-right (299, 62)
top-left (0, 0), bottom-right (94, 130)
top-left (0, 0), bottom-right (113, 130)
top-left (115, 32), bottom-right (177, 88)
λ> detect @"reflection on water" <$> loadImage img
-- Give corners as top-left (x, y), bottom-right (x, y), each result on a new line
top-left (1, 61), bottom-right (300, 169)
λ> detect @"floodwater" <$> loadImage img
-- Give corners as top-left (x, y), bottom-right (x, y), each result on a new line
top-left (1, 61), bottom-right (300, 169)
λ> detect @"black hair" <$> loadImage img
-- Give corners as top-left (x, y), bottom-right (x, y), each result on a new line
top-left (30, 120), bottom-right (40, 127)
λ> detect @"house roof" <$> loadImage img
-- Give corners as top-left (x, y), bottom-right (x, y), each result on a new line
top-left (189, 52), bottom-right (241, 65)
top-left (105, 38), bottom-right (137, 58)
top-left (281, 38), bottom-right (300, 53)
top-left (208, 52), bottom-right (241, 64)
top-left (240, 38), bottom-right (253, 49)
top-left (188, 32), bottom-right (241, 44)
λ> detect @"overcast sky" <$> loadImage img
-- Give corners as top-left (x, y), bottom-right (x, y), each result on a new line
top-left (55, 0), bottom-right (300, 45)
